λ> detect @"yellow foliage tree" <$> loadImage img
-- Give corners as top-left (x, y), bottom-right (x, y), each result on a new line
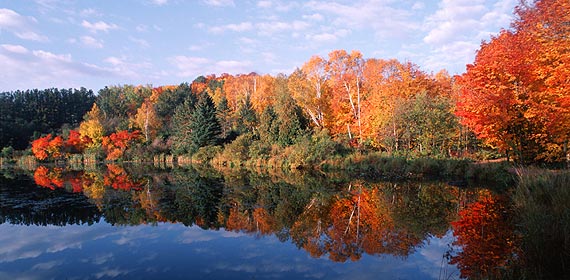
top-left (79, 104), bottom-right (105, 149)
top-left (132, 100), bottom-right (159, 142)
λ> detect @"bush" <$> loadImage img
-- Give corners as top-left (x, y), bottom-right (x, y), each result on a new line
top-left (192, 145), bottom-right (222, 164)
top-left (1, 146), bottom-right (14, 158)
top-left (287, 129), bottom-right (340, 170)
top-left (214, 133), bottom-right (254, 167)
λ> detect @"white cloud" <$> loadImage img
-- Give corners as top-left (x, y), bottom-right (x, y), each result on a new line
top-left (1, 44), bottom-right (29, 54)
top-left (423, 0), bottom-right (486, 45)
top-left (189, 41), bottom-right (214, 51)
top-left (32, 260), bottom-right (64, 270)
top-left (210, 22), bottom-right (253, 33)
top-left (129, 36), bottom-right (150, 48)
top-left (0, 8), bottom-right (48, 42)
top-left (170, 55), bottom-right (252, 78)
top-left (81, 20), bottom-right (118, 33)
top-left (203, 0), bottom-right (235, 7)
top-left (302, 13), bottom-right (324, 21)
top-left (257, 1), bottom-right (272, 8)
top-left (208, 19), bottom-right (309, 36)
top-left (0, 8), bottom-right (28, 28)
top-left (33, 50), bottom-right (72, 62)
top-left (169, 55), bottom-right (210, 77)
top-left (256, 20), bottom-right (309, 36)
top-left (305, 0), bottom-right (418, 38)
top-left (15, 31), bottom-right (48, 41)
top-left (0, 46), bottom-right (116, 91)
top-left (80, 8), bottom-right (102, 17)
top-left (93, 268), bottom-right (131, 279)
top-left (421, 0), bottom-right (517, 74)
top-left (136, 24), bottom-right (148, 32)
top-left (103, 56), bottom-right (152, 79)
top-left (256, 0), bottom-right (298, 11)
top-left (80, 35), bottom-right (104, 48)
top-left (305, 28), bottom-right (350, 44)
top-left (150, 0), bottom-right (168, 6)
top-left (262, 52), bottom-right (277, 64)
top-left (412, 2), bottom-right (425, 10)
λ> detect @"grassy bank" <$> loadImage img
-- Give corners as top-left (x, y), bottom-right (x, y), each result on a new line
top-left (511, 168), bottom-right (570, 279)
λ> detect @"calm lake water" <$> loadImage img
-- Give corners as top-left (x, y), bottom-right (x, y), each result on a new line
top-left (0, 165), bottom-right (516, 279)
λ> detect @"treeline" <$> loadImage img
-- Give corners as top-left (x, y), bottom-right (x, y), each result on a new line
top-left (6, 0), bottom-right (569, 166)
top-left (0, 88), bottom-right (95, 150)
top-left (24, 63), bottom-right (479, 168)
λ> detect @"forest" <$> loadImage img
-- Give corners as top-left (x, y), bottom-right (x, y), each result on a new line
top-left (0, 0), bottom-right (568, 168)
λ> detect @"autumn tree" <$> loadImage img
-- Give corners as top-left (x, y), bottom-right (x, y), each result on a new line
top-left (327, 50), bottom-right (365, 142)
top-left (64, 130), bottom-right (89, 154)
top-left (132, 100), bottom-right (159, 142)
top-left (31, 134), bottom-right (59, 160)
top-left (456, 0), bottom-right (570, 162)
top-left (362, 59), bottom-right (438, 152)
top-left (102, 130), bottom-right (142, 160)
top-left (289, 56), bottom-right (330, 128)
top-left (79, 103), bottom-right (105, 149)
top-left (396, 92), bottom-right (458, 156)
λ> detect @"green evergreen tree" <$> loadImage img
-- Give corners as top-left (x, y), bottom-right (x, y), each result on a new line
top-left (258, 105), bottom-right (279, 144)
top-left (189, 93), bottom-right (221, 153)
top-left (216, 95), bottom-right (233, 141)
top-left (156, 83), bottom-right (196, 138)
top-left (171, 94), bottom-right (198, 155)
top-left (236, 95), bottom-right (257, 135)
top-left (273, 75), bottom-right (308, 146)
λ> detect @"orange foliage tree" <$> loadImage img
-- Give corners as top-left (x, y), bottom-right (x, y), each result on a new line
top-left (102, 130), bottom-right (142, 160)
top-left (288, 56), bottom-right (330, 128)
top-left (327, 50), bottom-right (365, 142)
top-left (65, 130), bottom-right (91, 154)
top-left (31, 134), bottom-right (64, 160)
top-left (456, 0), bottom-right (569, 162)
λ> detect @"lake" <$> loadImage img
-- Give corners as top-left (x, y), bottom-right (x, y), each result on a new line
top-left (0, 164), bottom-right (517, 279)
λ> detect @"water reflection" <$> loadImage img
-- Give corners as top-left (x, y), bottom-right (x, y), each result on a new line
top-left (449, 190), bottom-right (519, 279)
top-left (0, 165), bottom-right (522, 279)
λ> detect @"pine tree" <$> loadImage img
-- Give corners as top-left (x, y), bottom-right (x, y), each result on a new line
top-left (236, 95), bottom-right (257, 135)
top-left (216, 95), bottom-right (233, 141)
top-left (274, 76), bottom-right (307, 146)
top-left (189, 93), bottom-right (221, 153)
top-left (258, 105), bottom-right (279, 144)
top-left (171, 95), bottom-right (198, 155)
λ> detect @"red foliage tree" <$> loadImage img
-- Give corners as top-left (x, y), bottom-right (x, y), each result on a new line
top-left (450, 191), bottom-right (519, 279)
top-left (456, 0), bottom-right (569, 162)
top-left (31, 134), bottom-right (63, 160)
top-left (102, 130), bottom-right (142, 160)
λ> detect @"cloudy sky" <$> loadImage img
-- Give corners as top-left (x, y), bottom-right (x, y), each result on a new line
top-left (0, 0), bottom-right (517, 92)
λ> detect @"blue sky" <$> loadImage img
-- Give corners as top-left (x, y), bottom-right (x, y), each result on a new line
top-left (0, 0), bottom-right (517, 92)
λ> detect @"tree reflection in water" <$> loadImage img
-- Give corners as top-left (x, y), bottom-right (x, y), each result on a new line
top-left (449, 190), bottom-right (519, 279)
top-left (1, 165), bottom-right (530, 278)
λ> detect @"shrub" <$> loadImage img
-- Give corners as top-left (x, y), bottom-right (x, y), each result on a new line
top-left (192, 145), bottom-right (222, 164)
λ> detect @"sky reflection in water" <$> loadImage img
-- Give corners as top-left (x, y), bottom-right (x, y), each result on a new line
top-left (0, 222), bottom-right (458, 280)
top-left (0, 167), bottom-right (467, 279)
